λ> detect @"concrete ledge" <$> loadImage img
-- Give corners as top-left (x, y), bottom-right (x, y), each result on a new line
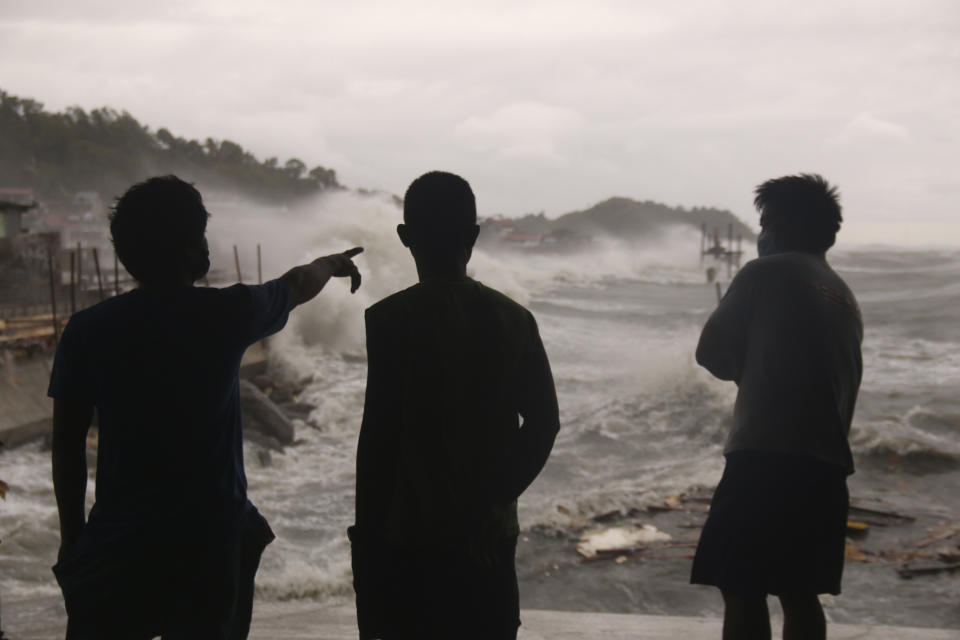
top-left (247, 604), bottom-right (960, 640)
top-left (5, 600), bottom-right (959, 639)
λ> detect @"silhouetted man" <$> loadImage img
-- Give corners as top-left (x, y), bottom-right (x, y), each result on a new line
top-left (349, 171), bottom-right (559, 640)
top-left (50, 175), bottom-right (362, 639)
top-left (691, 174), bottom-right (863, 640)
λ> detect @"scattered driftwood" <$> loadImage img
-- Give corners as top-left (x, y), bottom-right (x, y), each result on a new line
top-left (581, 541), bottom-right (699, 564)
top-left (914, 522), bottom-right (960, 548)
top-left (646, 493), bottom-right (709, 514)
top-left (566, 494), bottom-right (959, 580)
top-left (898, 562), bottom-right (960, 579)
top-left (848, 502), bottom-right (916, 526)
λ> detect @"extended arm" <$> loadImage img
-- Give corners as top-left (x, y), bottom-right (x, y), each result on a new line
top-left (51, 397), bottom-right (94, 560)
top-left (280, 247), bottom-right (363, 308)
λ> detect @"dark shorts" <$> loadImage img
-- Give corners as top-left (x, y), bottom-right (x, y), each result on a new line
top-left (690, 451), bottom-right (849, 596)
top-left (54, 509), bottom-right (274, 640)
top-left (350, 527), bottom-right (520, 640)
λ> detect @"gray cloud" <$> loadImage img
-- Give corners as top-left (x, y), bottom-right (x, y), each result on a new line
top-left (2, 0), bottom-right (959, 244)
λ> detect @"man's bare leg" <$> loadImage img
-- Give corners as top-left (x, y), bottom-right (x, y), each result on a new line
top-left (721, 591), bottom-right (771, 640)
top-left (779, 593), bottom-right (826, 640)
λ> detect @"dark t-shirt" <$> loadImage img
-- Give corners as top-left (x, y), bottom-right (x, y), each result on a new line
top-left (696, 252), bottom-right (863, 473)
top-left (48, 280), bottom-right (290, 546)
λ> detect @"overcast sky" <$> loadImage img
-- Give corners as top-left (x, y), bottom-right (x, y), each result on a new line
top-left (2, 0), bottom-right (957, 245)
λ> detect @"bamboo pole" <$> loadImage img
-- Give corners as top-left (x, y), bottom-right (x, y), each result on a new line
top-left (233, 245), bottom-right (243, 283)
top-left (699, 223), bottom-right (706, 265)
top-left (76, 241), bottom-right (83, 309)
top-left (93, 248), bottom-right (105, 301)
top-left (726, 224), bottom-right (733, 278)
top-left (69, 250), bottom-right (76, 315)
top-left (48, 247), bottom-right (60, 342)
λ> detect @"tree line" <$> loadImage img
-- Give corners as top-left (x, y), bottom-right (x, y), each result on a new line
top-left (0, 89), bottom-right (341, 207)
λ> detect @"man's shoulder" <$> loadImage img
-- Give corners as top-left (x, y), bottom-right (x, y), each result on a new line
top-left (366, 284), bottom-right (418, 319)
top-left (365, 279), bottom-right (533, 326)
top-left (738, 252), bottom-right (831, 285)
top-left (63, 290), bottom-right (141, 331)
top-left (471, 280), bottom-right (532, 318)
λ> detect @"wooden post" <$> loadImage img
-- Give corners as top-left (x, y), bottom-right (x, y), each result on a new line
top-left (699, 223), bottom-right (705, 262)
top-left (69, 250), bottom-right (76, 314)
top-left (726, 224), bottom-right (734, 278)
top-left (48, 247), bottom-right (60, 342)
top-left (257, 244), bottom-right (262, 284)
top-left (114, 251), bottom-right (120, 296)
top-left (233, 245), bottom-right (243, 283)
top-left (76, 241), bottom-right (83, 309)
top-left (715, 281), bottom-right (723, 305)
top-left (92, 248), bottom-right (105, 301)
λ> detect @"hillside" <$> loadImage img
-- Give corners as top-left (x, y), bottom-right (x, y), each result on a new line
top-left (480, 197), bottom-right (755, 250)
top-left (0, 89), bottom-right (340, 207)
top-left (556, 197), bottom-right (754, 239)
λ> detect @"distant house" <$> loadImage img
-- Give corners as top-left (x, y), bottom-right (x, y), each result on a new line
top-left (0, 188), bottom-right (37, 259)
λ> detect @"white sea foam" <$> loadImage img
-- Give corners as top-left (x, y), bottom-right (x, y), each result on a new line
top-left (207, 190), bottom-right (719, 355)
top-left (850, 405), bottom-right (960, 459)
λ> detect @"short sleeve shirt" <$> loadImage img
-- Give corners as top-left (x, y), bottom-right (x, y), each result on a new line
top-left (48, 280), bottom-right (290, 535)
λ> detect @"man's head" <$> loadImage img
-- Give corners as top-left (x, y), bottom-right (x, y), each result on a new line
top-left (109, 175), bottom-right (210, 288)
top-left (753, 173), bottom-right (842, 256)
top-left (398, 171), bottom-right (479, 277)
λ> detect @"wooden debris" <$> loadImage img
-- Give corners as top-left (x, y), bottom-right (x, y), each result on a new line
top-left (847, 503), bottom-right (916, 526)
top-left (914, 522), bottom-right (960, 549)
top-left (845, 542), bottom-right (870, 562)
top-left (590, 509), bottom-right (623, 523)
top-left (898, 562), bottom-right (960, 579)
top-left (846, 520), bottom-right (870, 534)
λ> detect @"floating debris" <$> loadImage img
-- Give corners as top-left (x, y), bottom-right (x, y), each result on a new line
top-left (898, 562), bottom-right (960, 579)
top-left (576, 524), bottom-right (671, 559)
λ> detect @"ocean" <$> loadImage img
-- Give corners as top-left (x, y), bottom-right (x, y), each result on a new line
top-left (2, 191), bottom-right (959, 629)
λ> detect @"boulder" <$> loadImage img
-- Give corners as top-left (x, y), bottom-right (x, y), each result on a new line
top-left (239, 379), bottom-right (295, 446)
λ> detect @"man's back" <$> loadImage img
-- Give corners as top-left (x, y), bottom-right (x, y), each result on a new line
top-left (353, 275), bottom-right (558, 640)
top-left (49, 281), bottom-right (289, 531)
top-left (701, 252), bottom-right (863, 472)
top-left (357, 277), bottom-right (558, 548)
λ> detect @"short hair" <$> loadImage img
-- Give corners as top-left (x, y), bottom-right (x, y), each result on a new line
top-left (403, 171), bottom-right (477, 252)
top-left (754, 173), bottom-right (842, 253)
top-left (109, 175), bottom-right (209, 287)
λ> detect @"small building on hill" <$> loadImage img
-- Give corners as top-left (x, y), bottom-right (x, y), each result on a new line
top-left (0, 188), bottom-right (38, 259)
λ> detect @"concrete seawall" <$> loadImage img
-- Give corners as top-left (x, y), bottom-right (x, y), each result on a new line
top-left (0, 341), bottom-right (269, 450)
top-left (0, 354), bottom-right (54, 448)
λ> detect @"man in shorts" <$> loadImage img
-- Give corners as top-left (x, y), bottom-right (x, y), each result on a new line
top-left (691, 174), bottom-right (863, 640)
top-left (349, 171), bottom-right (560, 640)
top-left (50, 175), bottom-right (362, 639)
